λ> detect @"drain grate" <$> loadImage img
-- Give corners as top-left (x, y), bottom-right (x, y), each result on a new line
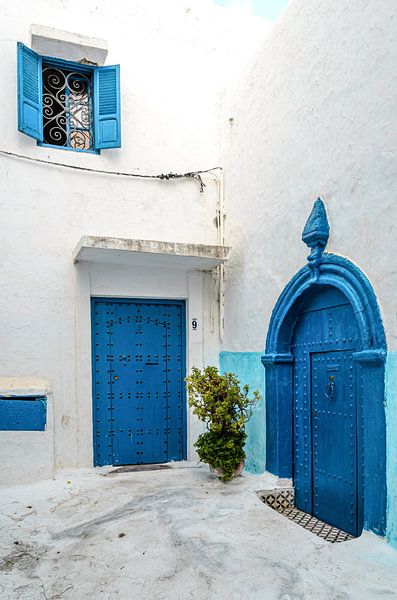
top-left (259, 489), bottom-right (355, 543)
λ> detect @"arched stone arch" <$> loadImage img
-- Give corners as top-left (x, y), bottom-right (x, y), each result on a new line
top-left (261, 200), bottom-right (387, 535)
top-left (266, 254), bottom-right (386, 356)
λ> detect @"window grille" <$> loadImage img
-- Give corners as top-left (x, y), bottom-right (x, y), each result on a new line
top-left (42, 64), bottom-right (94, 151)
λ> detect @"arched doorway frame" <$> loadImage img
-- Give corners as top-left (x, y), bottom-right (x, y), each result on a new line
top-left (261, 203), bottom-right (387, 536)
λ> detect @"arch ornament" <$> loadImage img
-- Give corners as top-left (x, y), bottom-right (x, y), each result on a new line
top-left (261, 199), bottom-right (387, 535)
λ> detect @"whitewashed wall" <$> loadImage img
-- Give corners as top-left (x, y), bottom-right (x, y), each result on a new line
top-left (220, 0), bottom-right (397, 546)
top-left (221, 0), bottom-right (397, 352)
top-left (0, 378), bottom-right (54, 485)
top-left (0, 0), bottom-right (269, 479)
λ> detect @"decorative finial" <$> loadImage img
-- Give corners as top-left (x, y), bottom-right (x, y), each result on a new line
top-left (302, 198), bottom-right (329, 280)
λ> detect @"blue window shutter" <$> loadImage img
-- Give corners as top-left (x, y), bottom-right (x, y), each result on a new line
top-left (17, 42), bottom-right (43, 141)
top-left (94, 65), bottom-right (121, 149)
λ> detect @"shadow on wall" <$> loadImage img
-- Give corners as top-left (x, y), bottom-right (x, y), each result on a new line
top-left (219, 351), bottom-right (266, 473)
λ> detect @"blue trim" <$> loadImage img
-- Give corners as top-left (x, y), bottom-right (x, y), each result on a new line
top-left (37, 142), bottom-right (99, 155)
top-left (302, 198), bottom-right (330, 281)
top-left (386, 352), bottom-right (397, 548)
top-left (353, 349), bottom-right (386, 364)
top-left (262, 252), bottom-right (387, 536)
top-left (91, 298), bottom-right (187, 466)
top-left (265, 254), bottom-right (386, 353)
top-left (93, 64), bottom-right (121, 149)
top-left (17, 42), bottom-right (43, 141)
top-left (0, 395), bottom-right (47, 431)
top-left (302, 198), bottom-right (329, 248)
top-left (40, 54), bottom-right (95, 73)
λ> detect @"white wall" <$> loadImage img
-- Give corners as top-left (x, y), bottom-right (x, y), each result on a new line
top-left (0, 378), bottom-right (54, 485)
top-left (220, 0), bottom-right (397, 352)
top-left (1, 0), bottom-right (395, 489)
top-left (0, 0), bottom-right (269, 477)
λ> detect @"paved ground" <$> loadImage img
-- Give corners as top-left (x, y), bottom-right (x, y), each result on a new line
top-left (1, 464), bottom-right (397, 600)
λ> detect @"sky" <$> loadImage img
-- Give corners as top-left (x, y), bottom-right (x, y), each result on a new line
top-left (214, 0), bottom-right (289, 20)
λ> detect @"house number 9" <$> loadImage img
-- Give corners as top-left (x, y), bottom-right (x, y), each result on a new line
top-left (192, 318), bottom-right (198, 330)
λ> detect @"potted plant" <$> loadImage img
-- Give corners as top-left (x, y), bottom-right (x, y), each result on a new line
top-left (186, 366), bottom-right (260, 481)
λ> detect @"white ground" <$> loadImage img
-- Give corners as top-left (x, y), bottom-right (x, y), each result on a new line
top-left (0, 464), bottom-right (396, 600)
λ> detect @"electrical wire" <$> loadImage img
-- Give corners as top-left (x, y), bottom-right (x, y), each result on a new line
top-left (0, 149), bottom-right (222, 193)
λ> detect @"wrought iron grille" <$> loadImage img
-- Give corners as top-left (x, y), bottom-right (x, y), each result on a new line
top-left (42, 64), bottom-right (94, 151)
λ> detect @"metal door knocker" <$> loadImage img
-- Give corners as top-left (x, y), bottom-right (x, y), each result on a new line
top-left (325, 375), bottom-right (336, 399)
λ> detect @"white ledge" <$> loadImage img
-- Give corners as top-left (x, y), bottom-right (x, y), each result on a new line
top-left (73, 236), bottom-right (231, 271)
top-left (31, 24), bottom-right (108, 65)
top-left (0, 377), bottom-right (52, 398)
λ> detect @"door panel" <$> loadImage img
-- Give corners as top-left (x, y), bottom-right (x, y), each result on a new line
top-left (311, 350), bottom-right (357, 535)
top-left (92, 299), bottom-right (186, 466)
top-left (292, 286), bottom-right (361, 535)
top-left (293, 349), bottom-right (312, 514)
top-left (161, 303), bottom-right (185, 461)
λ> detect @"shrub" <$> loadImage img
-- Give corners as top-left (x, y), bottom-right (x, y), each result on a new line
top-left (186, 366), bottom-right (260, 481)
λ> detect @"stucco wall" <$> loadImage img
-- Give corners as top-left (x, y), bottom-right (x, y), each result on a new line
top-left (220, 0), bottom-right (397, 539)
top-left (219, 352), bottom-right (265, 473)
top-left (0, 0), bottom-right (269, 476)
top-left (221, 0), bottom-right (396, 352)
top-left (0, 378), bottom-right (54, 484)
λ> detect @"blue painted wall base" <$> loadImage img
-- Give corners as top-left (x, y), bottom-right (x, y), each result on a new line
top-left (386, 351), bottom-right (397, 549)
top-left (219, 352), bottom-right (265, 474)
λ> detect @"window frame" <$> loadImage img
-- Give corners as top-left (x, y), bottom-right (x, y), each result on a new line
top-left (38, 54), bottom-right (99, 155)
top-left (17, 42), bottom-right (121, 151)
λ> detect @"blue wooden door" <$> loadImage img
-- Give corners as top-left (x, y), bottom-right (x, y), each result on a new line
top-left (92, 299), bottom-right (186, 466)
top-left (292, 287), bottom-right (362, 535)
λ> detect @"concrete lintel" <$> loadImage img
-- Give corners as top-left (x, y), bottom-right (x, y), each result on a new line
top-left (31, 24), bottom-right (108, 66)
top-left (73, 236), bottom-right (231, 271)
top-left (0, 377), bottom-right (52, 398)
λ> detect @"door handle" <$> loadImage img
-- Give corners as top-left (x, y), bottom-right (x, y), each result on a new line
top-left (325, 380), bottom-right (335, 399)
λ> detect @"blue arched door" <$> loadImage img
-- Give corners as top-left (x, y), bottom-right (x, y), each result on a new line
top-left (292, 286), bottom-right (362, 536)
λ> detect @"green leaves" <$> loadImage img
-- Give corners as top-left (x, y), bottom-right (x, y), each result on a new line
top-left (185, 366), bottom-right (260, 480)
top-left (195, 430), bottom-right (246, 481)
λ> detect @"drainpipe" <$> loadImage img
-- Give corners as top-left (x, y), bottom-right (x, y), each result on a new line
top-left (212, 170), bottom-right (226, 342)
